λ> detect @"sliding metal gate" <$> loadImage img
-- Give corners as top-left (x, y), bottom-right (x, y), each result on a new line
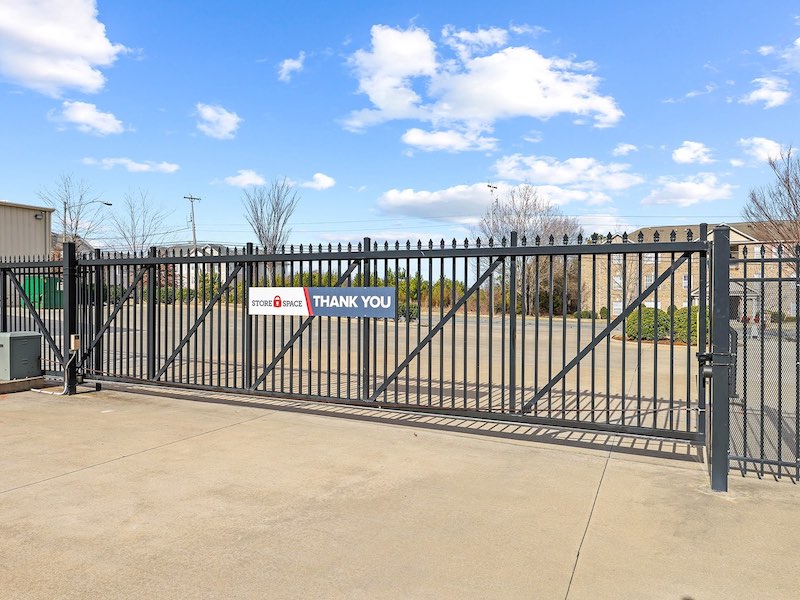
top-left (3, 226), bottom-right (737, 487)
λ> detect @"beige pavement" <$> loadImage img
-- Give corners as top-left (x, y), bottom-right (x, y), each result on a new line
top-left (0, 386), bottom-right (798, 599)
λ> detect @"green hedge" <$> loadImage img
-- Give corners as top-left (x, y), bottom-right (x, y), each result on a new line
top-left (396, 302), bottom-right (419, 321)
top-left (625, 307), bottom-right (670, 340)
top-left (672, 306), bottom-right (709, 344)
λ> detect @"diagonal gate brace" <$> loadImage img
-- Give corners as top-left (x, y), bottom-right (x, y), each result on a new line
top-left (368, 255), bottom-right (507, 402)
top-left (250, 258), bottom-right (362, 390)
top-left (521, 251), bottom-right (693, 413)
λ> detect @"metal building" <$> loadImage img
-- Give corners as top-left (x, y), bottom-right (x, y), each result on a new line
top-left (0, 201), bottom-right (54, 259)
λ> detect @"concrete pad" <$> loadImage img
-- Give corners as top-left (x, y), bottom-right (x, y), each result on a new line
top-left (0, 390), bottom-right (607, 599)
top-left (568, 457), bottom-right (800, 600)
top-left (0, 376), bottom-right (45, 394)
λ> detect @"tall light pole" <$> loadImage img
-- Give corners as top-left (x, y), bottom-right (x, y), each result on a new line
top-left (63, 199), bottom-right (112, 243)
top-left (487, 184), bottom-right (498, 234)
top-left (184, 195), bottom-right (201, 254)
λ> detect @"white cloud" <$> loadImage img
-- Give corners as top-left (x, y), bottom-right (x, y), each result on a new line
top-left (82, 157), bottom-right (179, 173)
top-left (730, 158), bottom-right (745, 167)
top-left (195, 103), bottom-right (242, 139)
top-left (51, 100), bottom-right (124, 135)
top-left (758, 45), bottom-right (776, 56)
top-left (377, 181), bottom-right (606, 225)
top-left (579, 213), bottom-right (634, 235)
top-left (278, 51), bottom-right (305, 82)
top-left (300, 172), bottom-right (336, 190)
top-left (672, 141), bottom-right (714, 164)
top-left (738, 136), bottom-right (782, 162)
top-left (780, 37), bottom-right (800, 69)
top-left (441, 25), bottom-right (508, 61)
top-left (343, 25), bottom-right (623, 148)
top-left (224, 169), bottom-right (265, 187)
top-left (378, 183), bottom-right (498, 225)
top-left (612, 143), bottom-right (637, 157)
top-left (642, 173), bottom-right (734, 207)
top-left (739, 77), bottom-right (791, 109)
top-left (0, 0), bottom-right (127, 96)
top-left (401, 127), bottom-right (497, 152)
top-left (494, 154), bottom-right (643, 190)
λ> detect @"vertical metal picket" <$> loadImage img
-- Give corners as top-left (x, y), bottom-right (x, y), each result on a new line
top-left (509, 231), bottom-right (518, 412)
top-left (362, 237), bottom-right (371, 401)
top-left (0, 266), bottom-right (6, 333)
top-left (93, 248), bottom-right (103, 389)
top-left (244, 242), bottom-right (254, 388)
top-left (147, 247), bottom-right (157, 380)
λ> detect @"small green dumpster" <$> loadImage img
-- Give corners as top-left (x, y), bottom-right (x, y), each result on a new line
top-left (21, 277), bottom-right (63, 309)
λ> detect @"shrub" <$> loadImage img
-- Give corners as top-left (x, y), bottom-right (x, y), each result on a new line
top-left (771, 311), bottom-right (786, 323)
top-left (672, 306), bottom-right (709, 344)
top-left (599, 306), bottom-right (608, 319)
top-left (578, 309), bottom-right (595, 319)
top-left (625, 307), bottom-right (670, 340)
top-left (396, 302), bottom-right (419, 321)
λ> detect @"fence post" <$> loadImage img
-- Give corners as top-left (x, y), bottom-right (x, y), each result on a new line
top-left (710, 225), bottom-right (730, 492)
top-left (362, 237), bottom-right (371, 401)
top-left (698, 223), bottom-right (709, 438)
top-left (63, 242), bottom-right (78, 395)
top-left (0, 267), bottom-right (7, 333)
top-left (93, 249), bottom-right (103, 390)
top-left (147, 246), bottom-right (157, 380)
top-left (509, 231), bottom-right (518, 412)
top-left (244, 242), bottom-right (254, 389)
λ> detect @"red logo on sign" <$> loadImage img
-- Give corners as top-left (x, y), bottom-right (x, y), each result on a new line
top-left (274, 295), bottom-right (282, 308)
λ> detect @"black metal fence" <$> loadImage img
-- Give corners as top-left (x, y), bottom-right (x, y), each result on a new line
top-left (1, 231), bottom-right (710, 434)
top-left (729, 244), bottom-right (800, 480)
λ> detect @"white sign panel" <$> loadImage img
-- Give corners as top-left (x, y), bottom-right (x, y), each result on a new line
top-left (249, 287), bottom-right (310, 316)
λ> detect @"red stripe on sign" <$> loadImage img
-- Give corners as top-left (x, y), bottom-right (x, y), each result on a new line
top-left (303, 287), bottom-right (313, 315)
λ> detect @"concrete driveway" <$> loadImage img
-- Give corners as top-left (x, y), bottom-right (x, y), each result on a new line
top-left (1, 386), bottom-right (798, 599)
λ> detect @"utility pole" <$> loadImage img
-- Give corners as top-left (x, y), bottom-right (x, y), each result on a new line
top-left (184, 195), bottom-right (201, 254)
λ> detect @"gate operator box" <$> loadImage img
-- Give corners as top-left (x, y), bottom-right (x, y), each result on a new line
top-left (0, 332), bottom-right (42, 380)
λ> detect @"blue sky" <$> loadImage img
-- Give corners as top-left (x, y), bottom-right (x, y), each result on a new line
top-left (1, 1), bottom-right (798, 249)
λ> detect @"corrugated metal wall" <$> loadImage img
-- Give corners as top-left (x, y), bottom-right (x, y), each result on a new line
top-left (0, 203), bottom-right (53, 259)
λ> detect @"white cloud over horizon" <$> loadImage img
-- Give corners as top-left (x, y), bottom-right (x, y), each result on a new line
top-left (672, 141), bottom-right (714, 164)
top-left (82, 157), bottom-right (179, 173)
top-left (494, 154), bottom-right (643, 191)
top-left (300, 172), bottom-right (336, 190)
top-left (0, 0), bottom-right (127, 96)
top-left (642, 173), bottom-right (734, 207)
top-left (224, 169), bottom-right (266, 187)
top-left (378, 181), bottom-right (610, 225)
top-left (278, 51), bottom-right (305, 82)
top-left (344, 24), bottom-right (623, 152)
top-left (195, 103), bottom-right (242, 139)
top-left (50, 100), bottom-right (124, 135)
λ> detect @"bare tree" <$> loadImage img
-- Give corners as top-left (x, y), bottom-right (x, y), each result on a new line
top-left (242, 178), bottom-right (299, 282)
top-left (474, 184), bottom-right (581, 315)
top-left (109, 188), bottom-right (172, 254)
top-left (477, 184), bottom-right (580, 244)
top-left (38, 174), bottom-right (108, 249)
top-left (742, 146), bottom-right (800, 259)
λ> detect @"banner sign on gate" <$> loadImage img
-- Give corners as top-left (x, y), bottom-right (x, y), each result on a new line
top-left (248, 287), bottom-right (396, 318)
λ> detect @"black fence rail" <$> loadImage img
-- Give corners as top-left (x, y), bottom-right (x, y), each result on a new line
top-left (729, 244), bottom-right (800, 480)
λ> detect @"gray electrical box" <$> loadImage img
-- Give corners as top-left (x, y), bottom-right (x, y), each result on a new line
top-left (0, 332), bottom-right (43, 380)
